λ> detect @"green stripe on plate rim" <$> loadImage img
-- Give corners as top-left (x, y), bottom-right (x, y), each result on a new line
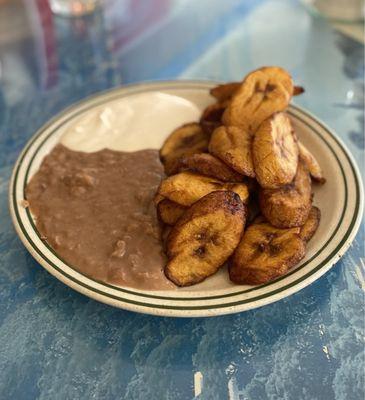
top-left (11, 83), bottom-right (362, 310)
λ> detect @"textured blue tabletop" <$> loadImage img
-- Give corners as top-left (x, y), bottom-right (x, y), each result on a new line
top-left (0, 1), bottom-right (364, 399)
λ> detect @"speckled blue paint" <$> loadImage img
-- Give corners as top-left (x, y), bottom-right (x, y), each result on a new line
top-left (0, 0), bottom-right (364, 399)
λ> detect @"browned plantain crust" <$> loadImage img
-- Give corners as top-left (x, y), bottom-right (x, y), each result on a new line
top-left (210, 81), bottom-right (303, 102)
top-left (160, 123), bottom-right (209, 175)
top-left (209, 125), bottom-right (255, 178)
top-left (259, 162), bottom-right (312, 228)
top-left (210, 82), bottom-right (241, 102)
top-left (200, 102), bottom-right (227, 136)
top-left (157, 199), bottom-right (187, 225)
top-left (298, 142), bottom-right (326, 183)
top-left (154, 68), bottom-right (322, 288)
top-left (293, 86), bottom-right (305, 95)
top-left (299, 206), bottom-right (321, 243)
top-left (165, 191), bottom-right (247, 286)
top-left (155, 172), bottom-right (249, 207)
top-left (222, 66), bottom-right (294, 133)
top-left (253, 112), bottom-right (299, 189)
top-left (229, 222), bottom-right (305, 285)
top-left (172, 153), bottom-right (244, 182)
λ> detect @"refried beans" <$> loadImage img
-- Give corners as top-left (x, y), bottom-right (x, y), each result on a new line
top-left (25, 144), bottom-right (176, 290)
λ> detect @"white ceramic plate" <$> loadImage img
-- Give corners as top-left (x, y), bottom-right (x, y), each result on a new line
top-left (9, 81), bottom-right (364, 317)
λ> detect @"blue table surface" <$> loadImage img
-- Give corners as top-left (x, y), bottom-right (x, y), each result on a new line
top-left (0, 0), bottom-right (364, 399)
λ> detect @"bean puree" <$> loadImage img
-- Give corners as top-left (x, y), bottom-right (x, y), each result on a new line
top-left (26, 144), bottom-right (175, 290)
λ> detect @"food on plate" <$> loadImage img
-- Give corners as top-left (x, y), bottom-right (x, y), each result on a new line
top-left (299, 206), bottom-right (321, 242)
top-left (298, 142), bottom-right (326, 183)
top-left (156, 66), bottom-right (325, 287)
top-left (26, 65), bottom-right (325, 292)
top-left (293, 86), bottom-right (305, 95)
top-left (252, 112), bottom-right (299, 189)
top-left (200, 102), bottom-right (227, 136)
top-left (259, 162), bottom-right (312, 228)
top-left (156, 171), bottom-right (249, 207)
top-left (210, 81), bottom-right (305, 102)
top-left (225, 182), bottom-right (251, 204)
top-left (165, 191), bottom-right (246, 286)
top-left (25, 145), bottom-right (175, 290)
top-left (210, 82), bottom-right (241, 102)
top-left (160, 122), bottom-right (209, 175)
top-left (171, 153), bottom-right (243, 182)
top-left (209, 126), bottom-right (255, 177)
top-left (157, 199), bottom-right (187, 225)
top-left (222, 67), bottom-right (294, 133)
top-left (229, 221), bottom-right (305, 285)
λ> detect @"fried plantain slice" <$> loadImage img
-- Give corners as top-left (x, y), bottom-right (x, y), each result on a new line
top-left (222, 66), bottom-right (294, 132)
top-left (165, 191), bottom-right (246, 286)
top-left (157, 199), bottom-right (187, 225)
top-left (160, 123), bottom-right (209, 175)
top-left (293, 86), bottom-right (305, 96)
top-left (200, 102), bottom-right (227, 136)
top-left (172, 153), bottom-right (243, 182)
top-left (156, 172), bottom-right (221, 206)
top-left (298, 142), bottom-right (326, 183)
top-left (210, 82), bottom-right (241, 102)
top-left (253, 112), bottom-right (298, 189)
top-left (225, 182), bottom-right (250, 204)
top-left (156, 172), bottom-right (249, 207)
top-left (259, 162), bottom-right (312, 228)
top-left (299, 206), bottom-right (321, 243)
top-left (209, 126), bottom-right (255, 178)
top-left (229, 222), bottom-right (305, 285)
top-left (210, 81), bottom-right (303, 103)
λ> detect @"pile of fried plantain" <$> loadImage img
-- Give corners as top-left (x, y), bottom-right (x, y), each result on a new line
top-left (157, 66), bottom-right (325, 287)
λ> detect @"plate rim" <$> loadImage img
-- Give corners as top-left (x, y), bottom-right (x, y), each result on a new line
top-left (8, 80), bottom-right (364, 317)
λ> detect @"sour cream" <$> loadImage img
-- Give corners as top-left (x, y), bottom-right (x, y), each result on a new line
top-left (60, 92), bottom-right (201, 152)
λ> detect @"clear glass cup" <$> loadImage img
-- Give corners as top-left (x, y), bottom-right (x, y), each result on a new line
top-left (49, 0), bottom-right (101, 17)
